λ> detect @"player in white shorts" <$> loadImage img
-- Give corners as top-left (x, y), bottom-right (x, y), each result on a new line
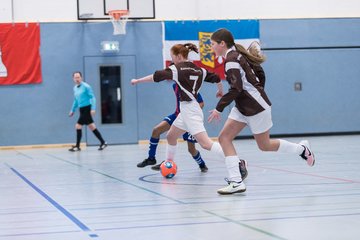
top-left (209, 28), bottom-right (315, 195)
top-left (131, 43), bottom-right (226, 170)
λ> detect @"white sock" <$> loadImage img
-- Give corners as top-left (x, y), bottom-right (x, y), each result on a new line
top-left (210, 141), bottom-right (225, 158)
top-left (278, 139), bottom-right (304, 155)
top-left (166, 144), bottom-right (177, 160)
top-left (225, 156), bottom-right (242, 182)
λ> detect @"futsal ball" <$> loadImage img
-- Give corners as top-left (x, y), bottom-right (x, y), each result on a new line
top-left (160, 160), bottom-right (177, 178)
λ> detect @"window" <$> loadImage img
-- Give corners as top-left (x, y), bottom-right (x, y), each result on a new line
top-left (100, 66), bottom-right (123, 124)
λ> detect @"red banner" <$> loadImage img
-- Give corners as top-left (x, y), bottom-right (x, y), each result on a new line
top-left (0, 23), bottom-right (42, 85)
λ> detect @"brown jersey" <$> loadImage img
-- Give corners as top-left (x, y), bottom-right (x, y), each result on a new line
top-left (216, 49), bottom-right (271, 116)
top-left (153, 61), bottom-right (220, 102)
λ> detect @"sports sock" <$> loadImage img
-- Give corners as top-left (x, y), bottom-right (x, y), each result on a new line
top-left (278, 139), bottom-right (304, 155)
top-left (76, 129), bottom-right (82, 148)
top-left (192, 151), bottom-right (205, 168)
top-left (225, 155), bottom-right (242, 182)
top-left (166, 144), bottom-right (177, 160)
top-left (210, 141), bottom-right (225, 159)
top-left (92, 129), bottom-right (105, 144)
top-left (148, 137), bottom-right (159, 159)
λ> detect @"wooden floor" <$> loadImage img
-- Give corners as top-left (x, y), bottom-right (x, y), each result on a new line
top-left (1, 135), bottom-right (359, 240)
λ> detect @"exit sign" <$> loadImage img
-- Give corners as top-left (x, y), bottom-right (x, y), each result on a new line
top-left (101, 41), bottom-right (120, 53)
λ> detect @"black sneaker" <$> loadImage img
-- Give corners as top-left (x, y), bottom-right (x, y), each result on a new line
top-left (69, 146), bottom-right (81, 152)
top-left (239, 159), bottom-right (248, 180)
top-left (200, 164), bottom-right (208, 173)
top-left (98, 142), bottom-right (108, 151)
top-left (137, 157), bottom-right (156, 168)
top-left (151, 161), bottom-right (163, 171)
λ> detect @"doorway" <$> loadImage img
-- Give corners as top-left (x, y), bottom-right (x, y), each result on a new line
top-left (84, 56), bottom-right (138, 145)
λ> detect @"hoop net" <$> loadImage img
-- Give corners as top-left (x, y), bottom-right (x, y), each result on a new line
top-left (109, 10), bottom-right (129, 35)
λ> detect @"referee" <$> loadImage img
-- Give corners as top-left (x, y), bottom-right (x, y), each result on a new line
top-left (68, 71), bottom-right (107, 151)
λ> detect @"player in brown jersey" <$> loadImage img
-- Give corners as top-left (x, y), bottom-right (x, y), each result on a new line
top-left (131, 43), bottom-right (227, 173)
top-left (208, 28), bottom-right (315, 195)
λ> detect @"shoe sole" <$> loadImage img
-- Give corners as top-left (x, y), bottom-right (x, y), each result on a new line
top-left (217, 188), bottom-right (246, 195)
top-left (98, 146), bottom-right (107, 151)
top-left (137, 161), bottom-right (157, 168)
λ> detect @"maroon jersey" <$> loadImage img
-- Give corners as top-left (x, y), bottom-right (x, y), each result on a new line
top-left (153, 61), bottom-right (220, 102)
top-left (216, 49), bottom-right (271, 116)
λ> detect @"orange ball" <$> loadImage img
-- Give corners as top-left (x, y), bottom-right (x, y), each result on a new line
top-left (160, 160), bottom-right (177, 178)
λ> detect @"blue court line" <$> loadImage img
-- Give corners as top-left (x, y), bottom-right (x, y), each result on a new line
top-left (89, 168), bottom-right (186, 204)
top-left (48, 154), bottom-right (186, 204)
top-left (6, 164), bottom-right (98, 238)
top-left (0, 230), bottom-right (80, 238)
top-left (45, 155), bottom-right (289, 239)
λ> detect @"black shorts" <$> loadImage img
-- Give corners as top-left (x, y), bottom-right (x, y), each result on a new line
top-left (77, 105), bottom-right (94, 125)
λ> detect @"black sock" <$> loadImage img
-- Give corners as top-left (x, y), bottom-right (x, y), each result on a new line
top-left (93, 129), bottom-right (105, 144)
top-left (76, 129), bottom-right (82, 148)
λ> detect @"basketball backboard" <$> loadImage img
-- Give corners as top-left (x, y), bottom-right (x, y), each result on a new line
top-left (77, 0), bottom-right (155, 20)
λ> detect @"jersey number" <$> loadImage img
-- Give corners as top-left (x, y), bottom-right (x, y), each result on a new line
top-left (189, 75), bottom-right (199, 94)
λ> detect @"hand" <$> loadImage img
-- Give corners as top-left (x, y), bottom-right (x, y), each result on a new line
top-left (90, 110), bottom-right (96, 116)
top-left (131, 79), bottom-right (138, 85)
top-left (216, 90), bottom-right (223, 98)
top-left (208, 109), bottom-right (221, 123)
top-left (69, 112), bottom-right (74, 117)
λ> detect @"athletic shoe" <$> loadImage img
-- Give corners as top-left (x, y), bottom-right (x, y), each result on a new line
top-left (151, 161), bottom-right (163, 171)
top-left (98, 142), bottom-right (108, 151)
top-left (137, 157), bottom-right (157, 168)
top-left (69, 146), bottom-right (81, 152)
top-left (200, 164), bottom-right (208, 173)
top-left (239, 159), bottom-right (248, 180)
top-left (299, 140), bottom-right (315, 166)
top-left (217, 179), bottom-right (246, 195)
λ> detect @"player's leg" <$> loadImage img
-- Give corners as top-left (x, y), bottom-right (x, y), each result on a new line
top-left (165, 125), bottom-right (186, 161)
top-left (138, 120), bottom-right (171, 168)
top-left (217, 118), bottom-right (247, 194)
top-left (69, 123), bottom-right (83, 152)
top-left (249, 107), bottom-right (315, 166)
top-left (186, 140), bottom-right (208, 172)
top-left (254, 131), bottom-right (315, 166)
top-left (88, 123), bottom-right (107, 150)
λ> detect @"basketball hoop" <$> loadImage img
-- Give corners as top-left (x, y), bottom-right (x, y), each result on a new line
top-left (108, 10), bottom-right (129, 35)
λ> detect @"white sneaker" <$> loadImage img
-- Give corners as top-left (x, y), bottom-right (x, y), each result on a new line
top-left (299, 140), bottom-right (315, 166)
top-left (217, 179), bottom-right (246, 195)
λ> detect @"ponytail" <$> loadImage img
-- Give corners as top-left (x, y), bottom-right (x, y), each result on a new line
top-left (171, 43), bottom-right (199, 59)
top-left (234, 43), bottom-right (266, 64)
top-left (212, 28), bottom-right (266, 64)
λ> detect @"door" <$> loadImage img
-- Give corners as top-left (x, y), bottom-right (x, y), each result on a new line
top-left (84, 56), bottom-right (137, 145)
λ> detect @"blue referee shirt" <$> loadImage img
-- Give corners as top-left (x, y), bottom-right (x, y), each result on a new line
top-left (71, 82), bottom-right (96, 112)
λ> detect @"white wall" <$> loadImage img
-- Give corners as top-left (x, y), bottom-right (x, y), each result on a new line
top-left (0, 0), bottom-right (359, 23)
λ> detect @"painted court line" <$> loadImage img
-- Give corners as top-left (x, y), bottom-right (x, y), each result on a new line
top-left (5, 163), bottom-right (98, 239)
top-left (49, 155), bottom-right (289, 239)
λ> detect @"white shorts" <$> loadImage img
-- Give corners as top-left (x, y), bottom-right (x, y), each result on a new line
top-left (173, 101), bottom-right (206, 136)
top-left (228, 106), bottom-right (273, 134)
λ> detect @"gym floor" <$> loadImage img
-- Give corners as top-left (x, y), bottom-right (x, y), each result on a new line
top-left (1, 135), bottom-right (359, 240)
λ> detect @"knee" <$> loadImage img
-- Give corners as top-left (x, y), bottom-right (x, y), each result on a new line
top-left (152, 126), bottom-right (161, 136)
top-left (198, 141), bottom-right (212, 151)
top-left (166, 132), bottom-right (177, 144)
top-left (218, 134), bottom-right (230, 147)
